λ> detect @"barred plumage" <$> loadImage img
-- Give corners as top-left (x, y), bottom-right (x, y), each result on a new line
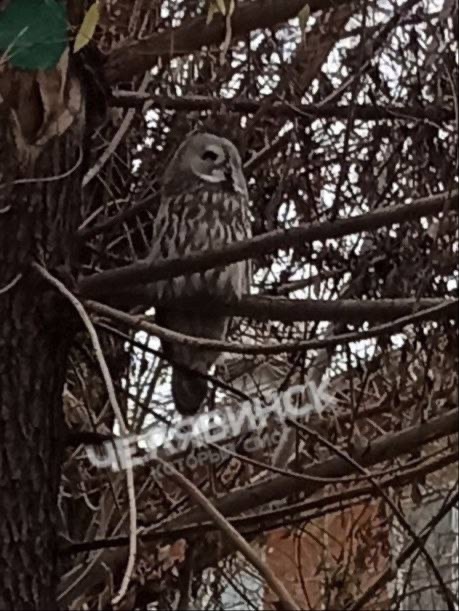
top-left (150, 133), bottom-right (251, 415)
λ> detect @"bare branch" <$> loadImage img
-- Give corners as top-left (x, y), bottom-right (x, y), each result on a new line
top-left (105, 0), bottom-right (352, 83)
top-left (109, 293), bottom-right (456, 325)
top-left (170, 408), bottom-right (459, 527)
top-left (151, 457), bottom-right (300, 611)
top-left (292, 421), bottom-right (456, 610)
top-left (60, 449), bottom-right (459, 555)
top-left (110, 93), bottom-right (455, 123)
top-left (350, 490), bottom-right (459, 610)
top-left (78, 190), bottom-right (458, 299)
top-left (84, 298), bottom-right (458, 356)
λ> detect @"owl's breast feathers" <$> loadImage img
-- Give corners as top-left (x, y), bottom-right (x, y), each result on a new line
top-left (152, 187), bottom-right (251, 302)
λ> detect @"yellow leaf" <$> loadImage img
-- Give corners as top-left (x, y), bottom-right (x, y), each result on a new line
top-left (215, 0), bottom-right (227, 15)
top-left (74, 1), bottom-right (100, 53)
top-left (207, 0), bottom-right (229, 23)
top-left (298, 3), bottom-right (310, 33)
top-left (206, 2), bottom-right (218, 24)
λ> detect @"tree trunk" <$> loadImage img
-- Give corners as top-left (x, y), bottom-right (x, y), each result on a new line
top-left (0, 62), bottom-right (86, 609)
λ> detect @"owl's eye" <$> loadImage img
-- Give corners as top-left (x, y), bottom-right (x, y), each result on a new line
top-left (202, 149), bottom-right (219, 162)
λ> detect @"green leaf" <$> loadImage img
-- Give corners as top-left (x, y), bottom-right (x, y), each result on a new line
top-left (74, 1), bottom-right (100, 53)
top-left (0, 0), bottom-right (68, 71)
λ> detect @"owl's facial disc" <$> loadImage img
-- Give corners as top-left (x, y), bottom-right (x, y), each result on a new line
top-left (190, 144), bottom-right (230, 183)
top-left (201, 145), bottom-right (222, 163)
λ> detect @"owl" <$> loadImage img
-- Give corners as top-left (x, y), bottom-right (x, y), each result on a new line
top-left (150, 132), bottom-right (251, 416)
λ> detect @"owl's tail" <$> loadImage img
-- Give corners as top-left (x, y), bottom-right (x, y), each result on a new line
top-left (156, 309), bottom-right (228, 416)
top-left (171, 367), bottom-right (208, 416)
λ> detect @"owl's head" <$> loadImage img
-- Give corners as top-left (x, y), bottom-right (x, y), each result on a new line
top-left (163, 132), bottom-right (247, 196)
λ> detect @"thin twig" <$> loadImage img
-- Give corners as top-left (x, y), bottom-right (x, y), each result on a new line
top-left (292, 421), bottom-right (457, 610)
top-left (31, 262), bottom-right (137, 606)
top-left (110, 93), bottom-right (454, 123)
top-left (83, 74), bottom-right (151, 187)
top-left (0, 147), bottom-right (83, 191)
top-left (151, 455), bottom-right (300, 611)
top-left (60, 448), bottom-right (458, 556)
top-left (349, 488), bottom-right (459, 610)
top-left (0, 272), bottom-right (22, 295)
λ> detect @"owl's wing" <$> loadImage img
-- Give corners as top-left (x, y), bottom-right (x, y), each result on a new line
top-left (240, 190), bottom-right (252, 297)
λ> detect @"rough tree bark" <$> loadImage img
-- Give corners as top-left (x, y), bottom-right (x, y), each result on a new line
top-left (0, 57), bottom-right (86, 608)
